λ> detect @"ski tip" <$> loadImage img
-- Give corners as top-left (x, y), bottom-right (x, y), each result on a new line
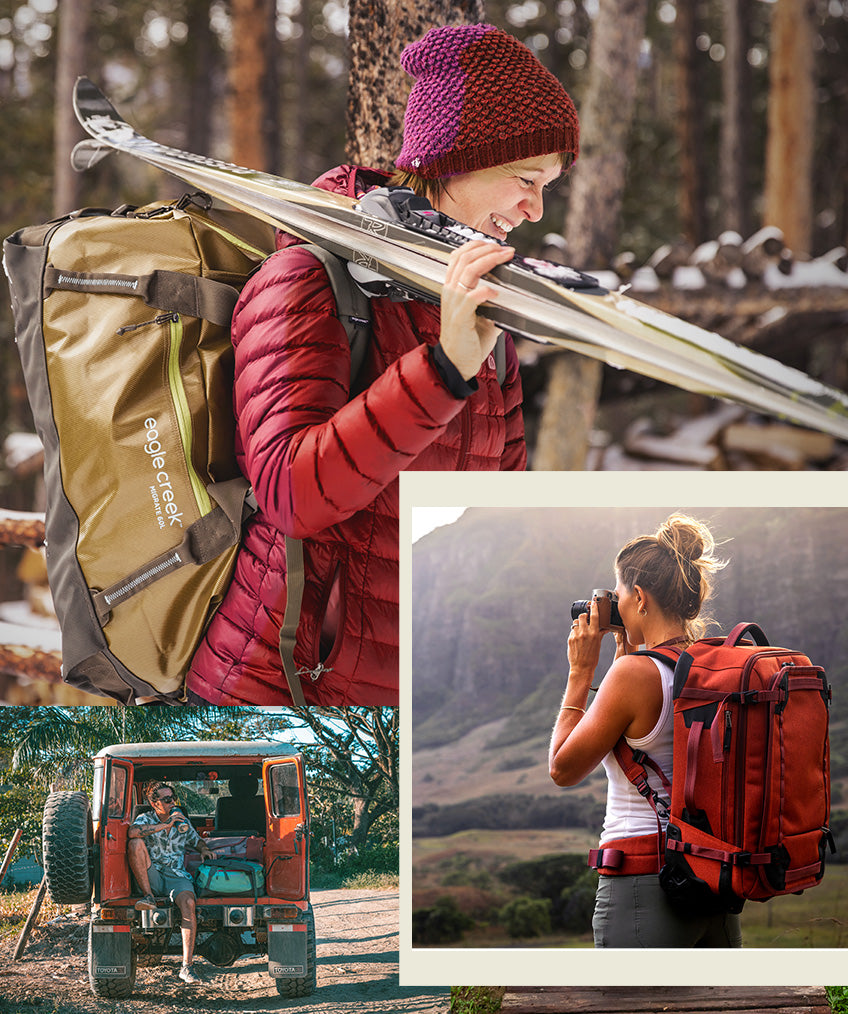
top-left (73, 76), bottom-right (123, 129)
top-left (70, 138), bottom-right (114, 173)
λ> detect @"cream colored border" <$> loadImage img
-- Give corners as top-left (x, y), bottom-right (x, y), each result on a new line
top-left (398, 470), bottom-right (847, 987)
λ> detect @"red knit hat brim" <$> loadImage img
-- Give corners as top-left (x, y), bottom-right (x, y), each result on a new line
top-left (396, 24), bottom-right (579, 180)
top-left (411, 127), bottom-right (576, 180)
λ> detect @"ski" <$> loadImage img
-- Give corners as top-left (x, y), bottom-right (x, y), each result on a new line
top-left (72, 77), bottom-right (848, 442)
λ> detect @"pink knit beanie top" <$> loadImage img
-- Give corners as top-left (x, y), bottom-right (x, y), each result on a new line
top-left (396, 23), bottom-right (580, 180)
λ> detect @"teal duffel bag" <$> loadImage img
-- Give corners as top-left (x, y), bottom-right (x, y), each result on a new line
top-left (195, 859), bottom-right (265, 897)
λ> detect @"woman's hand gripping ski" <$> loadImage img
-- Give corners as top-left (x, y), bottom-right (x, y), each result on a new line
top-left (441, 239), bottom-right (514, 381)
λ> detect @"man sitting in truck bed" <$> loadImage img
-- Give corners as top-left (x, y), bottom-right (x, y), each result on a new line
top-left (128, 781), bottom-right (215, 985)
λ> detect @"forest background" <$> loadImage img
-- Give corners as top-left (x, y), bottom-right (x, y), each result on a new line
top-left (0, 5), bottom-right (847, 664)
top-left (1, 0), bottom-right (847, 484)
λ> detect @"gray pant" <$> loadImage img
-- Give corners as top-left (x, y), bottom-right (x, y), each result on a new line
top-left (147, 865), bottom-right (195, 902)
top-left (593, 874), bottom-right (743, 948)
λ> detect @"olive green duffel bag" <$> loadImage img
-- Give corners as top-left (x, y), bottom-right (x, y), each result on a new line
top-left (3, 194), bottom-right (275, 703)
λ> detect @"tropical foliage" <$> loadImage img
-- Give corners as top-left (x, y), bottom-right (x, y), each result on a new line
top-left (0, 706), bottom-right (397, 869)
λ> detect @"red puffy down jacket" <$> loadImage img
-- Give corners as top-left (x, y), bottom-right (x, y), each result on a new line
top-left (186, 165), bottom-right (526, 705)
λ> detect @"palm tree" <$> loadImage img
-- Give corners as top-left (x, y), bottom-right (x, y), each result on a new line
top-left (3, 706), bottom-right (263, 790)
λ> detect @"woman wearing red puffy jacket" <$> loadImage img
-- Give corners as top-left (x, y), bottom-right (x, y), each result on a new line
top-left (186, 23), bottom-right (580, 706)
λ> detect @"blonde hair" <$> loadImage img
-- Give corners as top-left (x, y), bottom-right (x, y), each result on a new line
top-left (615, 513), bottom-right (728, 642)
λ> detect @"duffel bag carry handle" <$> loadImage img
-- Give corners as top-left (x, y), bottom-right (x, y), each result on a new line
top-left (725, 621), bottom-right (769, 647)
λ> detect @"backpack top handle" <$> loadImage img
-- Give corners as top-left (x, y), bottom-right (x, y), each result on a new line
top-left (725, 622), bottom-right (769, 647)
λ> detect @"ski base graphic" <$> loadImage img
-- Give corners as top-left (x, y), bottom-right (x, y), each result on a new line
top-left (72, 77), bottom-right (848, 442)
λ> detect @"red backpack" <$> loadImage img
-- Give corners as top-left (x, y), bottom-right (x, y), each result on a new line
top-left (589, 623), bottom-right (835, 913)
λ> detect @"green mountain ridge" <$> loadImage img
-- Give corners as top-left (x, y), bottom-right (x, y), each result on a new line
top-left (411, 507), bottom-right (848, 810)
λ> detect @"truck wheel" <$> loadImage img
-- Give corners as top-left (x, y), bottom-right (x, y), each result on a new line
top-left (87, 922), bottom-right (136, 999)
top-left (42, 791), bottom-right (93, 904)
top-left (275, 906), bottom-right (317, 998)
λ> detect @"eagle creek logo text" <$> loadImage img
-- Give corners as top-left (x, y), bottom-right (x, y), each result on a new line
top-left (143, 418), bottom-right (185, 528)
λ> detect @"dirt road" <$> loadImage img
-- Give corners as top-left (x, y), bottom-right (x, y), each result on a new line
top-left (0, 888), bottom-right (449, 1014)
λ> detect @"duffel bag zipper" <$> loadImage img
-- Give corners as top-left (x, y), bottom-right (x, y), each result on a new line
top-left (201, 219), bottom-right (269, 259)
top-left (117, 312), bottom-right (212, 518)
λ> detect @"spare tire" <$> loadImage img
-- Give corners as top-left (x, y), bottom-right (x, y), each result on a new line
top-left (42, 791), bottom-right (94, 904)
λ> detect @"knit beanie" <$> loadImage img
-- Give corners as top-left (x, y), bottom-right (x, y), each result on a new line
top-left (396, 23), bottom-right (579, 179)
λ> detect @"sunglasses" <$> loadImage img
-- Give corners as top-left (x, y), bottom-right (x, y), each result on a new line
top-left (156, 793), bottom-right (175, 803)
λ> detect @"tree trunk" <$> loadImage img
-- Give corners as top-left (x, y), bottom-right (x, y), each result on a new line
top-left (565, 0), bottom-right (650, 268)
top-left (230, 0), bottom-right (277, 170)
top-left (53, 0), bottom-right (91, 216)
top-left (282, 0), bottom-right (309, 181)
top-left (764, 0), bottom-right (816, 254)
top-left (533, 355), bottom-right (604, 471)
top-left (346, 0), bottom-right (483, 171)
top-left (720, 0), bottom-right (753, 238)
top-left (537, 0), bottom-right (649, 470)
top-left (184, 0), bottom-right (215, 163)
top-left (675, 0), bottom-right (707, 245)
top-left (349, 795), bottom-right (373, 851)
top-left (263, 0), bottom-right (281, 174)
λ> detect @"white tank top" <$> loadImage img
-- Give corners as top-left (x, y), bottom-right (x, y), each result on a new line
top-left (598, 655), bottom-right (675, 845)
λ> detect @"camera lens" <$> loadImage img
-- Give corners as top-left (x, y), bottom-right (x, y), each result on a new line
top-left (571, 600), bottom-right (589, 621)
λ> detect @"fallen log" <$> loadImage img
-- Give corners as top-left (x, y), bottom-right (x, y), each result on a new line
top-left (0, 644), bottom-right (62, 682)
top-left (623, 417), bottom-right (722, 467)
top-left (0, 509), bottom-right (46, 548)
top-left (722, 421), bottom-right (835, 468)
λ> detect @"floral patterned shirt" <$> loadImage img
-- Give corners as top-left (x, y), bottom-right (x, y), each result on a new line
top-left (132, 810), bottom-right (201, 876)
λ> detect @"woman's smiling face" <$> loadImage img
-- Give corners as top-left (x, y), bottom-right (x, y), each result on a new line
top-left (432, 153), bottom-right (564, 240)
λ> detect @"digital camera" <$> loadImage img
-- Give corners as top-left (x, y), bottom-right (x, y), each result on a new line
top-left (570, 589), bottom-right (624, 632)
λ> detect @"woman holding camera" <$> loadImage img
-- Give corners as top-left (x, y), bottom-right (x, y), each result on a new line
top-left (548, 513), bottom-right (741, 948)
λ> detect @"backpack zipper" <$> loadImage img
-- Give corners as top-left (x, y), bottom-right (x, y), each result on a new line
top-left (117, 312), bottom-right (212, 517)
top-left (458, 405), bottom-right (471, 467)
top-left (734, 649), bottom-right (792, 848)
top-left (720, 709), bottom-right (732, 842)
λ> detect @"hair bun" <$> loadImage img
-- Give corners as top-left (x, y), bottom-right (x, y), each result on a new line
top-left (616, 513), bottom-right (727, 641)
top-left (657, 513), bottom-right (709, 563)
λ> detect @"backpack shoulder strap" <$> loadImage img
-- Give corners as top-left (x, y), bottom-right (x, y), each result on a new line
top-left (610, 645), bottom-right (682, 819)
top-left (273, 244), bottom-right (372, 706)
top-left (634, 644), bottom-right (684, 667)
top-left (493, 331), bottom-right (507, 386)
top-left (298, 243), bottom-right (371, 388)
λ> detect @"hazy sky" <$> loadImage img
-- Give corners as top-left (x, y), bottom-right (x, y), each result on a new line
top-left (411, 507), bottom-right (465, 543)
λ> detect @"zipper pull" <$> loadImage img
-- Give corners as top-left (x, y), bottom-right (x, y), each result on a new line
top-left (723, 709), bottom-right (733, 751)
top-left (117, 312), bottom-right (179, 335)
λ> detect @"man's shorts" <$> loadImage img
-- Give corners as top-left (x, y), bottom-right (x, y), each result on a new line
top-left (147, 865), bottom-right (195, 902)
